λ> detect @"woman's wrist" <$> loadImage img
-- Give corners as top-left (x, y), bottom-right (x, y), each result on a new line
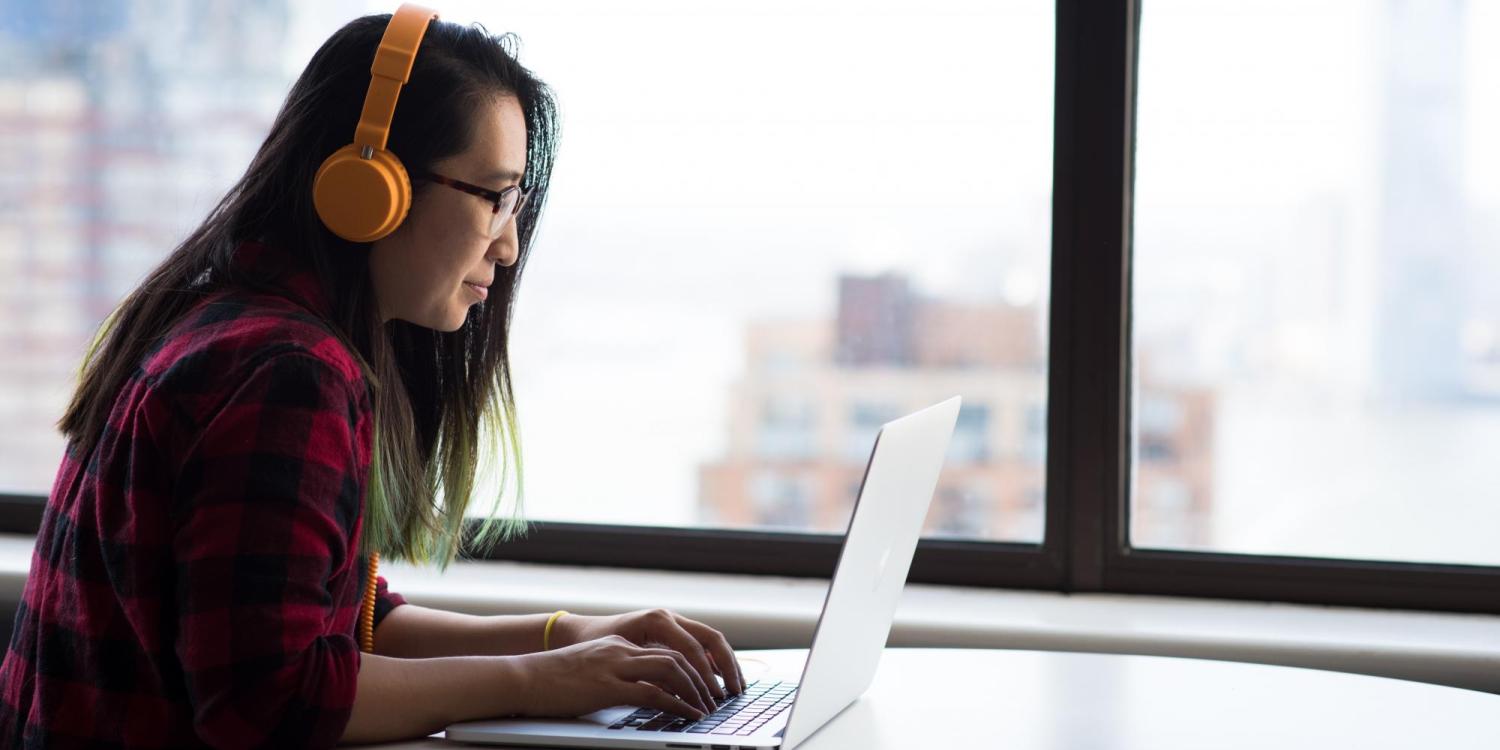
top-left (433, 654), bottom-right (535, 724)
top-left (491, 652), bottom-right (536, 718)
top-left (546, 610), bottom-right (592, 651)
top-left (543, 610), bottom-right (570, 651)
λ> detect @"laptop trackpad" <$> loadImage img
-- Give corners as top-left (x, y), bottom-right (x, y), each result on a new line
top-left (579, 706), bottom-right (637, 726)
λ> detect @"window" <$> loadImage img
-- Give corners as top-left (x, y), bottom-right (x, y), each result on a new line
top-left (494, 1), bottom-right (1055, 544)
top-left (2, 0), bottom-right (1495, 614)
top-left (1133, 0), bottom-right (1500, 567)
top-left (754, 397), bottom-right (819, 462)
top-left (0, 1), bottom-right (1057, 547)
top-left (844, 401), bottom-right (903, 463)
top-left (948, 404), bottom-right (991, 464)
top-left (748, 470), bottom-right (815, 530)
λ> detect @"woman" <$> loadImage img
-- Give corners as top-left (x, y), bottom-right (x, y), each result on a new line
top-left (0, 6), bottom-right (743, 747)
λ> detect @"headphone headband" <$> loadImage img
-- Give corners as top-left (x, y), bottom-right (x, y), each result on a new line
top-left (354, 3), bottom-right (438, 152)
top-left (312, 3), bottom-right (439, 242)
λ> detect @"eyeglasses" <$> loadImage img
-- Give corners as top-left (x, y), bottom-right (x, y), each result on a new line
top-left (423, 171), bottom-right (532, 239)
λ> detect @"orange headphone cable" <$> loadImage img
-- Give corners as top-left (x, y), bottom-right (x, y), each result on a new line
top-left (360, 552), bottom-right (380, 653)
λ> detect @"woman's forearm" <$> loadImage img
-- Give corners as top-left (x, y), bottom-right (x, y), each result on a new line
top-left (341, 651), bottom-right (533, 743)
top-left (373, 603), bottom-right (557, 659)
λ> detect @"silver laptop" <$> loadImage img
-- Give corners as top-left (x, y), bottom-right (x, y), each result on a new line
top-left (446, 396), bottom-right (961, 750)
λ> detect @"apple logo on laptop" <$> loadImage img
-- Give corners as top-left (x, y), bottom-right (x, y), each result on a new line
top-left (872, 545), bottom-right (891, 592)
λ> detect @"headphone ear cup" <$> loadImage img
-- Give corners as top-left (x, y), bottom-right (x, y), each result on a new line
top-left (313, 144), bottom-right (413, 242)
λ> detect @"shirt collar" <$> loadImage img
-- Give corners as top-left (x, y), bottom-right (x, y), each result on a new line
top-left (229, 239), bottom-right (337, 320)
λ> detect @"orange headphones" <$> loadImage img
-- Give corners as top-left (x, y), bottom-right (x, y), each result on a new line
top-left (313, 3), bottom-right (439, 243)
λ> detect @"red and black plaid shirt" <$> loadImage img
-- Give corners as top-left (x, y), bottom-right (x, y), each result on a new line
top-left (0, 241), bottom-right (407, 748)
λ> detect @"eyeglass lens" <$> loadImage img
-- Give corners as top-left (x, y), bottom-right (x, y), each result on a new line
top-left (488, 189), bottom-right (527, 238)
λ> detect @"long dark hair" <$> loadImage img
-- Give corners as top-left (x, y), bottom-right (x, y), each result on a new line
top-left (60, 13), bottom-right (559, 568)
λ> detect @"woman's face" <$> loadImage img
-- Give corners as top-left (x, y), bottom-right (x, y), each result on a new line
top-left (370, 94), bottom-right (528, 331)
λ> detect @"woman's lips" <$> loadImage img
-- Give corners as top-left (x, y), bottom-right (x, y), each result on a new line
top-left (464, 282), bottom-right (489, 301)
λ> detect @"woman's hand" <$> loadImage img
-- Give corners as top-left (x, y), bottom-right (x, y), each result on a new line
top-left (516, 634), bottom-right (718, 720)
top-left (550, 608), bottom-right (747, 700)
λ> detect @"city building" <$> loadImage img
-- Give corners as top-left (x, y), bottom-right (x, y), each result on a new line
top-left (698, 272), bottom-right (1215, 546)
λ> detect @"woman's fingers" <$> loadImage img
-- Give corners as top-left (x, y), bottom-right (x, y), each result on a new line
top-left (627, 681), bottom-right (707, 721)
top-left (645, 646), bottom-right (717, 712)
top-left (629, 654), bottom-right (712, 717)
top-left (648, 618), bottom-right (727, 702)
top-left (676, 617), bottom-right (746, 695)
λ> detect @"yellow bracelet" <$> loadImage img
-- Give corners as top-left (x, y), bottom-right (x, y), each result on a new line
top-left (543, 610), bottom-right (570, 651)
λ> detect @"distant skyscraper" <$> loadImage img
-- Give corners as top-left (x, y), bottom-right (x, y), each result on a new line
top-left (1375, 0), bottom-right (1469, 400)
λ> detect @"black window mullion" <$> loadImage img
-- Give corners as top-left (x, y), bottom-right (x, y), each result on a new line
top-left (1048, 0), bottom-right (1136, 594)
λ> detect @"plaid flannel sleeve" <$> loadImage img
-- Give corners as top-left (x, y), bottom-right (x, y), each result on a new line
top-left (171, 351), bottom-right (369, 749)
top-left (374, 574), bottom-right (406, 628)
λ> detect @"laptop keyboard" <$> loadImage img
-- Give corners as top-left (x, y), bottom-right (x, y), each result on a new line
top-left (606, 679), bottom-right (798, 736)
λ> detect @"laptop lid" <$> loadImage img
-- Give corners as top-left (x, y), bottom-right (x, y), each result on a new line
top-left (778, 395), bottom-right (961, 750)
top-left (444, 395), bottom-right (960, 749)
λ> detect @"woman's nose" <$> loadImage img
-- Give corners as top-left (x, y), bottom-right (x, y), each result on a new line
top-left (492, 242), bottom-right (517, 267)
top-left (488, 229), bottom-right (518, 267)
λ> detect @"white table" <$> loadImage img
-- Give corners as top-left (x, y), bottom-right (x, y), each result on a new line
top-left (356, 647), bottom-right (1499, 748)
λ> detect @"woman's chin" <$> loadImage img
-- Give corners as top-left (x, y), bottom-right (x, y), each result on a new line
top-left (393, 305), bottom-right (470, 332)
top-left (436, 310), bottom-right (469, 332)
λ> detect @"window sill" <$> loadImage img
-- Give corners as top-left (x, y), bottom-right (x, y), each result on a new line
top-left (0, 533), bottom-right (1493, 693)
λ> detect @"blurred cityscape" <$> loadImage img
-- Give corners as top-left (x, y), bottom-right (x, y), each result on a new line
top-left (696, 273), bottom-right (1214, 545)
top-left (0, 0), bottom-right (292, 492)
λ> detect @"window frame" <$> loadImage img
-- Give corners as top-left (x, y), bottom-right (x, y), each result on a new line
top-left (1, 0), bottom-right (1496, 615)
